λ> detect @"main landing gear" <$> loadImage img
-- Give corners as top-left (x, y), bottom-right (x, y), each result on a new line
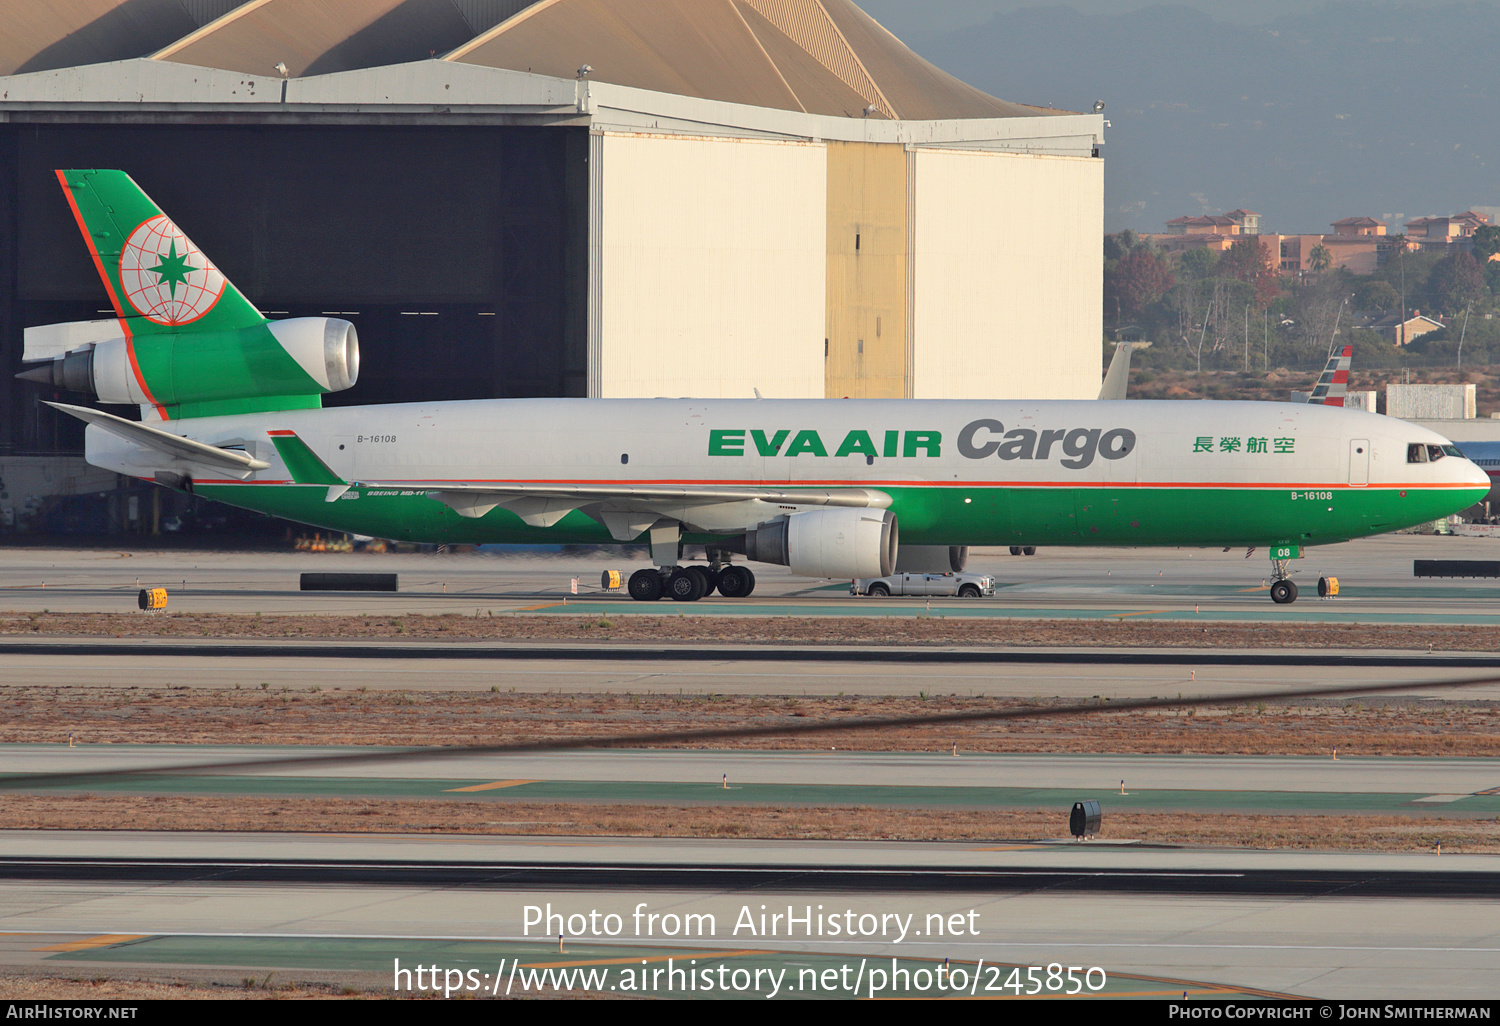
top-left (627, 563), bottom-right (757, 602)
top-left (1269, 558), bottom-right (1298, 604)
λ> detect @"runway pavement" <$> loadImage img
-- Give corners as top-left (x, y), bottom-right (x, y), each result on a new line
top-left (5, 747), bottom-right (1499, 816)
top-left (0, 832), bottom-right (1496, 998)
top-left (4, 541), bottom-right (1498, 999)
top-left (4, 641), bottom-right (1500, 699)
top-left (4, 535), bottom-right (1500, 622)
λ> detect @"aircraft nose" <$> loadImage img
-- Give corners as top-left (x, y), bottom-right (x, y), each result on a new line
top-left (1461, 457), bottom-right (1491, 489)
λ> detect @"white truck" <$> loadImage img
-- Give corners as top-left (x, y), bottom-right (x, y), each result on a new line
top-left (851, 572), bottom-right (996, 598)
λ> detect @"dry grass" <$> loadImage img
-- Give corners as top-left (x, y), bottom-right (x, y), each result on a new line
top-left (6, 609), bottom-right (1500, 652)
top-left (1, 794), bottom-right (1496, 852)
top-left (0, 971), bottom-right (382, 1000)
top-left (7, 685), bottom-right (1499, 756)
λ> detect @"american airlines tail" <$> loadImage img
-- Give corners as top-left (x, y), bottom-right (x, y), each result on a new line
top-left (1304, 345), bottom-right (1353, 406)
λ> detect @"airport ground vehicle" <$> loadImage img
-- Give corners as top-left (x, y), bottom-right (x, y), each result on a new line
top-left (852, 572), bottom-right (996, 598)
top-left (25, 171), bottom-right (1492, 605)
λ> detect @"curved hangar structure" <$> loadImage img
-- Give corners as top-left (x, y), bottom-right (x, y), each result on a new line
top-left (0, 0), bottom-right (1103, 462)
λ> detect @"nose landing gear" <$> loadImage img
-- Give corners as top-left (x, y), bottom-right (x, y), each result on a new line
top-left (1269, 558), bottom-right (1298, 604)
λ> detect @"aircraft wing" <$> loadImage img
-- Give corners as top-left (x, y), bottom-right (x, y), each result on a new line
top-left (45, 401), bottom-right (270, 475)
top-left (364, 481), bottom-right (892, 536)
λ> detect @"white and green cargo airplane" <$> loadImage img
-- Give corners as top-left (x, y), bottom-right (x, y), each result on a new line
top-left (20, 171), bottom-right (1490, 604)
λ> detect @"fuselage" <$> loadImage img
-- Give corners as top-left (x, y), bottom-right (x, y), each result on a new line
top-left (86, 397), bottom-right (1490, 549)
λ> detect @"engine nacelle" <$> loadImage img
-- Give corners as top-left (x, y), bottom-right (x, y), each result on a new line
top-left (19, 317), bottom-right (358, 409)
top-left (895, 545), bottom-right (968, 574)
top-left (738, 508), bottom-right (898, 579)
top-left (267, 317), bottom-right (360, 393)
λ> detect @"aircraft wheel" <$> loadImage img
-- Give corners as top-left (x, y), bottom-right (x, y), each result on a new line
top-left (1023, 546), bottom-right (1036, 556)
top-left (628, 569), bottom-right (663, 601)
top-left (1270, 579), bottom-right (1298, 605)
top-left (686, 566), bottom-right (712, 596)
top-left (958, 584), bottom-right (981, 598)
top-left (715, 565), bottom-right (752, 598)
top-left (1009, 546), bottom-right (1022, 556)
top-left (668, 567), bottom-right (706, 602)
top-left (867, 582), bottom-right (891, 597)
top-left (740, 567), bottom-right (756, 597)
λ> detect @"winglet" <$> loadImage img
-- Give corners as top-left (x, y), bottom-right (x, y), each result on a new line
top-left (266, 430), bottom-right (345, 486)
top-left (1099, 342), bottom-right (1134, 400)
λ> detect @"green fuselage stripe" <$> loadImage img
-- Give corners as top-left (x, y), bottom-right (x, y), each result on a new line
top-left (195, 482), bottom-right (1485, 548)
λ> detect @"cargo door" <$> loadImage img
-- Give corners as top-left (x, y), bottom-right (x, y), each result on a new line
top-left (1349, 438), bottom-right (1369, 487)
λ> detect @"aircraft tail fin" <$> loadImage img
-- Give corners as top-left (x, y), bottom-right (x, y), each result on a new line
top-left (54, 169), bottom-right (264, 335)
top-left (1306, 344), bottom-right (1354, 406)
top-left (1099, 342), bottom-right (1134, 400)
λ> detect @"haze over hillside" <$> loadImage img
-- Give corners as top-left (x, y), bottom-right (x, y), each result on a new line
top-left (867, 1), bottom-right (1498, 234)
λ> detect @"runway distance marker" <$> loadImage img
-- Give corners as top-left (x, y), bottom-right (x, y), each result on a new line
top-left (445, 780), bottom-right (540, 792)
top-left (33, 933), bottom-right (148, 952)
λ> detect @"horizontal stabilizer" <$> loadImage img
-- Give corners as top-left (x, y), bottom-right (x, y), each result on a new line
top-left (266, 431), bottom-right (345, 486)
top-left (23, 319), bottom-right (124, 362)
top-left (45, 402), bottom-right (269, 475)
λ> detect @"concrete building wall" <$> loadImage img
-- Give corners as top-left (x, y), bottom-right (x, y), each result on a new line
top-left (596, 132), bottom-right (826, 398)
top-left (824, 141), bottom-right (907, 399)
top-left (1387, 383), bottom-right (1476, 420)
top-left (910, 148), bottom-right (1102, 400)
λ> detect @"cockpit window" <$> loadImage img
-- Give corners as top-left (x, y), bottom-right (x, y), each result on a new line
top-left (1408, 443), bottom-right (1428, 463)
top-left (1443, 445), bottom-right (1464, 458)
top-left (1428, 445), bottom-right (1446, 462)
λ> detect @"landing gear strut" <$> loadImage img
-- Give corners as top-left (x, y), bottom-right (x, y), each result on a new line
top-left (1269, 559), bottom-right (1298, 604)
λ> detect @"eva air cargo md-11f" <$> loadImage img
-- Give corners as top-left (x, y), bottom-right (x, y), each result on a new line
top-left (21, 171), bottom-right (1490, 605)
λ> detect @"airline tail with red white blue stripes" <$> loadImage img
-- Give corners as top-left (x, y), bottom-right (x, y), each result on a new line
top-left (1305, 345), bottom-right (1353, 406)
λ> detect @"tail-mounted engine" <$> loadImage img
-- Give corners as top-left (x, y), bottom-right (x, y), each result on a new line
top-left (20, 317), bottom-right (359, 414)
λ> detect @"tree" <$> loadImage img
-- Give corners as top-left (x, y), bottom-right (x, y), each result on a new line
top-left (1218, 237), bottom-right (1281, 308)
top-left (1428, 251), bottom-right (1486, 316)
top-left (1105, 249), bottom-right (1174, 321)
top-left (1179, 247), bottom-right (1217, 280)
top-left (1472, 225), bottom-right (1500, 264)
top-left (1103, 230), bottom-right (1141, 263)
top-left (1355, 279), bottom-right (1399, 314)
top-left (1308, 244), bottom-right (1332, 273)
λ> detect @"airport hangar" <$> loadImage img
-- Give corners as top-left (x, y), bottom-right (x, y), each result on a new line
top-left (0, 0), bottom-right (1104, 529)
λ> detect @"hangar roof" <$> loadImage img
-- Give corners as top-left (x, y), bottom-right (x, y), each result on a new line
top-left (446, 0), bottom-right (1045, 119)
top-left (0, 0), bottom-right (215, 76)
top-left (0, 0), bottom-right (1053, 119)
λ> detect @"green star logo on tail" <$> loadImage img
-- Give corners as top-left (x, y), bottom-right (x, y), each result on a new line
top-left (118, 214), bottom-right (227, 325)
top-left (147, 240), bottom-right (195, 299)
